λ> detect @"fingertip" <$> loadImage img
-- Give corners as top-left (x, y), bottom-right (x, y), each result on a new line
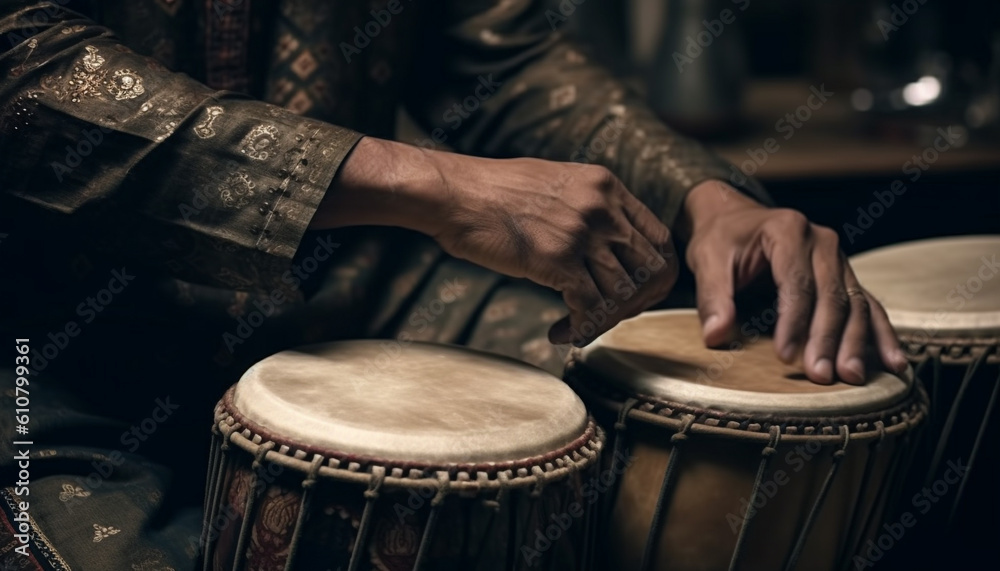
top-left (701, 309), bottom-right (735, 347)
top-left (841, 357), bottom-right (866, 385)
top-left (889, 349), bottom-right (909, 375)
top-left (811, 358), bottom-right (834, 385)
top-left (778, 342), bottom-right (799, 364)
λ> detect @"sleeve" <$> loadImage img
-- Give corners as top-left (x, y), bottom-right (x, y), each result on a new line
top-left (0, 1), bottom-right (363, 292)
top-left (404, 0), bottom-right (771, 229)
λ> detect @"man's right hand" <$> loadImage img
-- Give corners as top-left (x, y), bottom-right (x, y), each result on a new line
top-left (312, 137), bottom-right (678, 346)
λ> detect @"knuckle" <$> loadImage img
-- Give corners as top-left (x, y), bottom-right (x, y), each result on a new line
top-left (583, 164), bottom-right (616, 190)
top-left (772, 209), bottom-right (811, 235)
top-left (813, 225), bottom-right (840, 247)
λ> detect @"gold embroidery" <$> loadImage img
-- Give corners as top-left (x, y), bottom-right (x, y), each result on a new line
top-left (106, 69), bottom-right (145, 101)
top-left (195, 106), bottom-right (224, 139)
top-left (93, 523), bottom-right (122, 542)
top-left (82, 46), bottom-right (104, 72)
top-left (218, 170), bottom-right (256, 208)
top-left (59, 483), bottom-right (91, 502)
top-left (240, 124), bottom-right (279, 160)
top-left (41, 46), bottom-right (106, 103)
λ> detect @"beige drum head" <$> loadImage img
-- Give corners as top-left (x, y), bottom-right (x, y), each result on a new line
top-left (232, 341), bottom-right (588, 464)
top-left (850, 235), bottom-right (1000, 338)
top-left (576, 310), bottom-right (912, 416)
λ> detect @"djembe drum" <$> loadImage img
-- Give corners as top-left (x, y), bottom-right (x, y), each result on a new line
top-left (564, 310), bottom-right (926, 571)
top-left (201, 341), bottom-right (605, 571)
top-left (851, 235), bottom-right (1000, 564)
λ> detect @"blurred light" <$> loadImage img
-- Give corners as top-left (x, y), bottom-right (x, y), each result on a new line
top-left (901, 76), bottom-right (941, 107)
top-left (850, 88), bottom-right (874, 111)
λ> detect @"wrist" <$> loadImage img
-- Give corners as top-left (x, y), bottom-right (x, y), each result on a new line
top-left (309, 137), bottom-right (450, 235)
top-left (678, 179), bottom-right (763, 241)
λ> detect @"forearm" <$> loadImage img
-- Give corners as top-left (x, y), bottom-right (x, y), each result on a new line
top-left (310, 137), bottom-right (451, 235)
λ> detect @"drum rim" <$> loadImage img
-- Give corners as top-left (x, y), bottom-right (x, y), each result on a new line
top-left (898, 334), bottom-right (1000, 365)
top-left (574, 309), bottom-right (915, 416)
top-left (849, 235), bottom-right (1000, 338)
top-left (215, 386), bottom-right (604, 490)
top-left (565, 357), bottom-right (927, 444)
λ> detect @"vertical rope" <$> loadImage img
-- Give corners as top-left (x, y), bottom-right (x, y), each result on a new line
top-left (284, 455), bottom-right (324, 571)
top-left (347, 466), bottom-right (385, 571)
top-left (232, 441), bottom-right (275, 571)
top-left (604, 398), bottom-right (638, 525)
top-left (729, 426), bottom-right (781, 571)
top-left (784, 427), bottom-right (850, 571)
top-left (201, 429), bottom-right (222, 559)
top-left (203, 430), bottom-right (221, 531)
top-left (413, 472), bottom-right (450, 571)
top-left (201, 427), bottom-right (234, 571)
top-left (639, 414), bottom-right (695, 571)
top-left (947, 354), bottom-right (1000, 530)
top-left (470, 493), bottom-right (501, 571)
top-left (838, 422), bottom-right (885, 571)
top-left (925, 349), bottom-right (987, 488)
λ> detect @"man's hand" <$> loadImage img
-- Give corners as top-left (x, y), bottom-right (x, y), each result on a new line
top-left (313, 137), bottom-right (678, 345)
top-left (678, 180), bottom-right (909, 385)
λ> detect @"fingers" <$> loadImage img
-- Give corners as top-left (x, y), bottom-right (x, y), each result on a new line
top-left (548, 272), bottom-right (605, 345)
top-left (864, 287), bottom-right (909, 374)
top-left (803, 229), bottom-right (849, 384)
top-left (766, 211), bottom-right (816, 363)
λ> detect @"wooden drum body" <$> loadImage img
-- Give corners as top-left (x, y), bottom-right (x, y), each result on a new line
top-left (565, 310), bottom-right (926, 571)
top-left (201, 341), bottom-right (605, 571)
top-left (851, 235), bottom-right (1000, 563)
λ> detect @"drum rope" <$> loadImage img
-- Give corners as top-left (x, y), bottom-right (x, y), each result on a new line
top-left (412, 471), bottom-right (449, 571)
top-left (203, 419), bottom-right (240, 571)
top-left (728, 426), bottom-right (782, 571)
top-left (924, 347), bottom-right (989, 489)
top-left (784, 426), bottom-right (850, 571)
top-left (201, 429), bottom-right (221, 554)
top-left (284, 455), bottom-right (324, 571)
top-left (639, 413), bottom-right (695, 571)
top-left (231, 441), bottom-right (275, 571)
top-left (838, 421), bottom-right (885, 571)
top-left (947, 351), bottom-right (1000, 531)
top-left (603, 398), bottom-right (639, 526)
top-left (348, 465), bottom-right (386, 571)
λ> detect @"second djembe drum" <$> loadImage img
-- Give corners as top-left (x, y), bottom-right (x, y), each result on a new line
top-left (565, 309), bottom-right (926, 571)
top-left (201, 341), bottom-right (604, 570)
top-left (851, 235), bottom-right (1000, 564)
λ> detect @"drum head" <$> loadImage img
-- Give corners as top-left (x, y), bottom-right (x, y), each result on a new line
top-left (574, 310), bottom-right (912, 416)
top-left (232, 341), bottom-right (588, 464)
top-left (850, 235), bottom-right (1000, 338)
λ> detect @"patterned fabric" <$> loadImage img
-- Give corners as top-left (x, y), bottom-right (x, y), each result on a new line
top-left (0, 0), bottom-right (767, 568)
